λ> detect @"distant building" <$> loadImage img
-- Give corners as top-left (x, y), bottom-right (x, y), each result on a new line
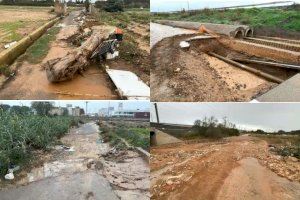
top-left (112, 110), bottom-right (150, 119)
top-left (49, 107), bottom-right (66, 116)
top-left (72, 106), bottom-right (84, 116)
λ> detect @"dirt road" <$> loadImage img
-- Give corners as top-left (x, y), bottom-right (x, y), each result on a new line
top-left (0, 122), bottom-right (149, 200)
top-left (150, 135), bottom-right (300, 200)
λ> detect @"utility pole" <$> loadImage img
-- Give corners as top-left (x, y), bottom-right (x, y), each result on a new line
top-left (154, 103), bottom-right (160, 124)
top-left (85, 101), bottom-right (88, 116)
top-left (187, 0), bottom-right (190, 12)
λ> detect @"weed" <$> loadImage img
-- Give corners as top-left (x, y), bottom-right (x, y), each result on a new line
top-left (25, 26), bottom-right (60, 64)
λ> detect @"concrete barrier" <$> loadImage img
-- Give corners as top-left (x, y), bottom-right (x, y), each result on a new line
top-left (0, 17), bottom-right (60, 67)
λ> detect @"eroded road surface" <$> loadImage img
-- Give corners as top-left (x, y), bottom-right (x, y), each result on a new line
top-left (0, 122), bottom-right (149, 200)
top-left (151, 134), bottom-right (300, 200)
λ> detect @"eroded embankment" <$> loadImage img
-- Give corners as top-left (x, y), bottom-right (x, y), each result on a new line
top-left (151, 33), bottom-right (298, 102)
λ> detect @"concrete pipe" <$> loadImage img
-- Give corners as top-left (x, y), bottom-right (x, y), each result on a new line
top-left (156, 20), bottom-right (253, 38)
top-left (150, 130), bottom-right (157, 146)
top-left (0, 17), bottom-right (60, 67)
top-left (244, 28), bottom-right (254, 37)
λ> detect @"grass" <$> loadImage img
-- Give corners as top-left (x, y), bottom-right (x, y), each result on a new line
top-left (151, 7), bottom-right (300, 32)
top-left (25, 26), bottom-right (60, 64)
top-left (0, 110), bottom-right (76, 175)
top-left (95, 9), bottom-right (149, 28)
top-left (100, 124), bottom-right (150, 151)
top-left (0, 21), bottom-right (27, 42)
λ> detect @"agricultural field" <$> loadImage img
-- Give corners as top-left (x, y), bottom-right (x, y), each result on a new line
top-left (0, 5), bottom-right (55, 53)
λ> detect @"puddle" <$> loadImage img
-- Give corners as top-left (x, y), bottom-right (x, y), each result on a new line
top-left (20, 159), bottom-right (88, 184)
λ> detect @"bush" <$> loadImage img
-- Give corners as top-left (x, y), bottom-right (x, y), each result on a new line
top-left (104, 0), bottom-right (124, 12)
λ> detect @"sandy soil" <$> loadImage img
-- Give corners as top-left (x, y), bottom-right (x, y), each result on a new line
top-left (0, 6), bottom-right (55, 23)
top-left (150, 135), bottom-right (300, 200)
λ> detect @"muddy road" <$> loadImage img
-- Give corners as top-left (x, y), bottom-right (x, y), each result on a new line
top-left (0, 122), bottom-right (150, 200)
top-left (151, 23), bottom-right (297, 102)
top-left (151, 135), bottom-right (300, 200)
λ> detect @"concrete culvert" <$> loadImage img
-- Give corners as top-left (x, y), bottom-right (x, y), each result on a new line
top-left (245, 28), bottom-right (254, 37)
top-left (234, 30), bottom-right (244, 38)
top-left (150, 130), bottom-right (157, 146)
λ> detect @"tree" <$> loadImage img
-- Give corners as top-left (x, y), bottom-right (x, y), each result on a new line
top-left (0, 104), bottom-right (10, 112)
top-left (10, 106), bottom-right (31, 115)
top-left (104, 0), bottom-right (124, 12)
top-left (31, 102), bottom-right (54, 116)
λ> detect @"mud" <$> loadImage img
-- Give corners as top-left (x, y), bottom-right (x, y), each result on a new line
top-left (150, 135), bottom-right (300, 200)
top-left (151, 30), bottom-right (298, 102)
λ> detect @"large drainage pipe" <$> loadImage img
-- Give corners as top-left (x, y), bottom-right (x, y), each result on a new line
top-left (208, 52), bottom-right (284, 83)
top-left (156, 20), bottom-right (252, 38)
top-left (0, 17), bottom-right (60, 67)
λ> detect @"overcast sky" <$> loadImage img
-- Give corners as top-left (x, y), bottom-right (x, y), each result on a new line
top-left (151, 0), bottom-right (300, 12)
top-left (0, 100), bottom-right (149, 114)
top-left (150, 103), bottom-right (300, 132)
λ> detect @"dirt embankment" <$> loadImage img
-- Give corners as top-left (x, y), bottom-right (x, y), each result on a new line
top-left (151, 29), bottom-right (298, 102)
top-left (150, 135), bottom-right (300, 200)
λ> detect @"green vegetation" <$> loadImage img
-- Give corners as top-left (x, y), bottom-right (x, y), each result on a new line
top-left (25, 26), bottom-right (60, 64)
top-left (95, 9), bottom-right (149, 28)
top-left (0, 109), bottom-right (76, 175)
top-left (252, 133), bottom-right (300, 159)
top-left (100, 124), bottom-right (150, 151)
top-left (0, 21), bottom-right (26, 42)
top-left (152, 7), bottom-right (300, 32)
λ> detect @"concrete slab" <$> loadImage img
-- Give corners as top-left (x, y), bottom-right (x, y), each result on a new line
top-left (106, 69), bottom-right (150, 100)
top-left (257, 73), bottom-right (300, 102)
top-left (155, 130), bottom-right (183, 146)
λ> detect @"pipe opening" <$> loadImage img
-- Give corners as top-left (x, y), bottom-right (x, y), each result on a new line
top-left (235, 30), bottom-right (244, 38)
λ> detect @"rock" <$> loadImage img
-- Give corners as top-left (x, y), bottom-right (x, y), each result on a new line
top-left (5, 172), bottom-right (14, 180)
top-left (287, 156), bottom-right (298, 162)
top-left (174, 68), bottom-right (181, 72)
top-left (166, 180), bottom-right (173, 185)
top-left (179, 41), bottom-right (190, 48)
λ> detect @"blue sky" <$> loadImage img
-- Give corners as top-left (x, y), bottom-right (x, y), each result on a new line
top-left (151, 0), bottom-right (300, 12)
top-left (150, 103), bottom-right (300, 131)
top-left (0, 100), bottom-right (150, 114)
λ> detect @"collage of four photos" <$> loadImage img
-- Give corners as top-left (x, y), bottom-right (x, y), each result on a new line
top-left (0, 0), bottom-right (299, 199)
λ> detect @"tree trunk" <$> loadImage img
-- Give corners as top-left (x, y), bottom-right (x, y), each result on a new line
top-left (44, 26), bottom-right (115, 82)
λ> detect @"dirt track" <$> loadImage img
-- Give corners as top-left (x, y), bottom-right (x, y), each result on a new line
top-left (150, 135), bottom-right (300, 200)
